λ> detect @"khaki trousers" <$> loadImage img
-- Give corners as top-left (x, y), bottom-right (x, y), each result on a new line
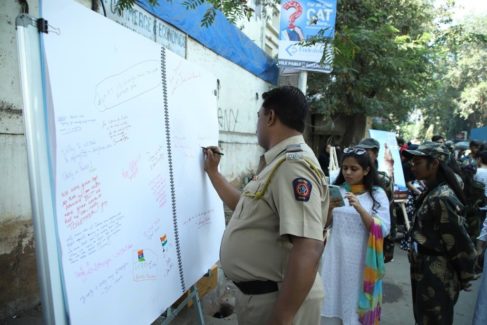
top-left (235, 288), bottom-right (322, 325)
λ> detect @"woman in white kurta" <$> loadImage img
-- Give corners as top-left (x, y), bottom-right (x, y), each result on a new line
top-left (321, 147), bottom-right (390, 325)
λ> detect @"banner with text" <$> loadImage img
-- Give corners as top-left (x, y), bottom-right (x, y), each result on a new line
top-left (278, 0), bottom-right (336, 73)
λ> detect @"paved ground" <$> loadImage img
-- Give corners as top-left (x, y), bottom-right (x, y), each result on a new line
top-left (161, 245), bottom-right (481, 324)
top-left (2, 244), bottom-right (481, 325)
top-left (380, 247), bottom-right (480, 324)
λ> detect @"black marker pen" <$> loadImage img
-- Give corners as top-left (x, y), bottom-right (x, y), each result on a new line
top-left (201, 147), bottom-right (224, 156)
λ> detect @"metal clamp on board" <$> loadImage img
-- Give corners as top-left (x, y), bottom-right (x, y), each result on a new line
top-left (16, 15), bottom-right (59, 35)
top-left (36, 18), bottom-right (49, 33)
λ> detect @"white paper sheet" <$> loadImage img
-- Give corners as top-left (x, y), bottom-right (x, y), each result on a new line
top-left (42, 1), bottom-right (224, 324)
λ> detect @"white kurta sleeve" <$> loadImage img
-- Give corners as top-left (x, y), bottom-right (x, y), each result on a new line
top-left (372, 187), bottom-right (391, 237)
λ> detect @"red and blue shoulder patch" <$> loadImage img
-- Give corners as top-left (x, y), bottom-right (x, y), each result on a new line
top-left (293, 178), bottom-right (312, 202)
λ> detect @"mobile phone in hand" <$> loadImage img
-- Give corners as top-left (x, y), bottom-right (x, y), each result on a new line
top-left (329, 185), bottom-right (345, 207)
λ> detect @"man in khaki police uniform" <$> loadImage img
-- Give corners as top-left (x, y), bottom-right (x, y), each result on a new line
top-left (203, 86), bottom-right (329, 324)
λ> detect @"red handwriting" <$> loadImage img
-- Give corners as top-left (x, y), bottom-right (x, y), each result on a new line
top-left (61, 175), bottom-right (107, 231)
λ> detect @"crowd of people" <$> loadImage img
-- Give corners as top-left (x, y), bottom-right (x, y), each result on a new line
top-left (202, 85), bottom-right (487, 325)
top-left (317, 136), bottom-right (487, 325)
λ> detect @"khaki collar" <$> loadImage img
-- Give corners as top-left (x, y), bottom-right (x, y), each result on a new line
top-left (262, 135), bottom-right (305, 166)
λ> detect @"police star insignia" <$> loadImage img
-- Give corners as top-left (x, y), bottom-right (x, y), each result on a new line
top-left (293, 178), bottom-right (312, 202)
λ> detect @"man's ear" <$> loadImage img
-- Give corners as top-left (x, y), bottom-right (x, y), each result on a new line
top-left (267, 109), bottom-right (277, 126)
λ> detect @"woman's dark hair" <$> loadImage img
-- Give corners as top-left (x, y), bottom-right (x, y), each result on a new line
top-left (333, 148), bottom-right (382, 213)
top-left (422, 157), bottom-right (466, 205)
top-left (447, 156), bottom-right (463, 179)
top-left (262, 86), bottom-right (308, 133)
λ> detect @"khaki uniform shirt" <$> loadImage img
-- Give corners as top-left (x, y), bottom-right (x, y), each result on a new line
top-left (220, 135), bottom-right (329, 299)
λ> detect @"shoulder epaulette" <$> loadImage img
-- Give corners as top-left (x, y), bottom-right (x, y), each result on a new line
top-left (285, 144), bottom-right (303, 152)
top-left (245, 144), bottom-right (324, 199)
top-left (285, 144), bottom-right (304, 160)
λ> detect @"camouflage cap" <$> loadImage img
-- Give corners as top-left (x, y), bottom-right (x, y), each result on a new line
top-left (403, 141), bottom-right (450, 161)
top-left (357, 138), bottom-right (380, 150)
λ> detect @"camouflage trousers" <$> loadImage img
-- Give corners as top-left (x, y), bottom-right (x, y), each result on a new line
top-left (410, 254), bottom-right (460, 325)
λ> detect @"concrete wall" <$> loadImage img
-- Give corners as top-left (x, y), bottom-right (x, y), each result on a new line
top-left (186, 43), bottom-right (271, 182)
top-left (0, 0), bottom-right (278, 319)
top-left (0, 0), bottom-right (39, 320)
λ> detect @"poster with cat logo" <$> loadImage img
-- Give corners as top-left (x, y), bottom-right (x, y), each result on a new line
top-left (278, 0), bottom-right (337, 72)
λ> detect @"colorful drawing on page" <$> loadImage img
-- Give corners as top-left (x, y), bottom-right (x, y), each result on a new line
top-left (133, 249), bottom-right (159, 282)
top-left (160, 234), bottom-right (168, 251)
top-left (137, 249), bottom-right (145, 262)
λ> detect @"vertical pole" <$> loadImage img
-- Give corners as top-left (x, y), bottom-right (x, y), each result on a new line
top-left (191, 285), bottom-right (205, 324)
top-left (298, 70), bottom-right (308, 94)
top-left (16, 14), bottom-right (67, 325)
top-left (299, 71), bottom-right (312, 142)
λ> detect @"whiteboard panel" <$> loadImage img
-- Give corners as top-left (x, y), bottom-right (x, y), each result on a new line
top-left (41, 1), bottom-right (224, 324)
top-left (165, 50), bottom-right (225, 289)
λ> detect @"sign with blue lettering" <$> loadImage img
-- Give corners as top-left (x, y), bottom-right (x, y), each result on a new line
top-left (104, 0), bottom-right (187, 58)
top-left (278, 0), bottom-right (336, 73)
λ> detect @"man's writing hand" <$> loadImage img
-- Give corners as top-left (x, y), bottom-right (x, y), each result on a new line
top-left (203, 146), bottom-right (222, 174)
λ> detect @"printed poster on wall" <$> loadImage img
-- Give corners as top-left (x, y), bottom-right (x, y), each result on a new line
top-left (278, 0), bottom-right (337, 72)
top-left (368, 129), bottom-right (408, 194)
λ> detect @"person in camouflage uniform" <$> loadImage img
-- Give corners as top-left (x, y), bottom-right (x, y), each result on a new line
top-left (357, 138), bottom-right (395, 262)
top-left (461, 164), bottom-right (486, 241)
top-left (403, 142), bottom-right (476, 325)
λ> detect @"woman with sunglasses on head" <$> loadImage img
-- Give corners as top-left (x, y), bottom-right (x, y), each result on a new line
top-left (321, 147), bottom-right (390, 325)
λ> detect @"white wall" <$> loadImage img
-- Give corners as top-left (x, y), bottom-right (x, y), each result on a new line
top-left (237, 0), bottom-right (280, 58)
top-left (187, 42), bottom-right (271, 181)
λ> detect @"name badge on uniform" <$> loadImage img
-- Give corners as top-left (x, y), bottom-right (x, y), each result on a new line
top-left (293, 178), bottom-right (312, 202)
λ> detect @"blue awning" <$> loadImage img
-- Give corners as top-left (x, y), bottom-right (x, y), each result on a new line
top-left (137, 0), bottom-right (278, 84)
top-left (471, 126), bottom-right (487, 141)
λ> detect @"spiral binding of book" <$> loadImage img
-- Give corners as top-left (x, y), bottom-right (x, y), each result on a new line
top-left (161, 47), bottom-right (185, 292)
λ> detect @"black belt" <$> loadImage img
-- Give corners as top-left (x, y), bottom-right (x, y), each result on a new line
top-left (233, 280), bottom-right (279, 295)
top-left (418, 245), bottom-right (443, 256)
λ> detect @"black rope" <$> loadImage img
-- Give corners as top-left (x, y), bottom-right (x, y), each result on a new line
top-left (18, 0), bottom-right (29, 14)
top-left (99, 0), bottom-right (107, 17)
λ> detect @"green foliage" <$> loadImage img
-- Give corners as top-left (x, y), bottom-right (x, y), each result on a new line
top-left (308, 0), bottom-right (437, 128)
top-left (408, 13), bottom-right (487, 139)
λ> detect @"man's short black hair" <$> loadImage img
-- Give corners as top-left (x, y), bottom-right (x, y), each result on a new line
top-left (431, 135), bottom-right (444, 142)
top-left (470, 140), bottom-right (482, 148)
top-left (261, 86), bottom-right (308, 133)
